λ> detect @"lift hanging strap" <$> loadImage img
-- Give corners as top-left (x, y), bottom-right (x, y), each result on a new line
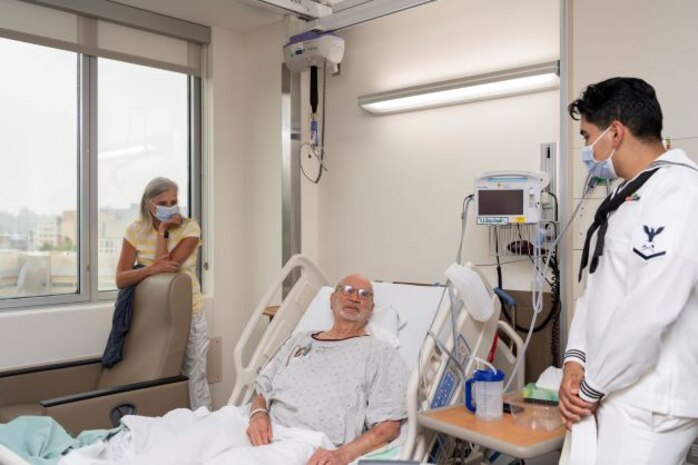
top-left (578, 167), bottom-right (660, 281)
top-left (310, 65), bottom-right (319, 115)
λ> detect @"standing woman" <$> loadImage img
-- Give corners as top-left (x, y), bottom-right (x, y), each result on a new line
top-left (116, 177), bottom-right (211, 410)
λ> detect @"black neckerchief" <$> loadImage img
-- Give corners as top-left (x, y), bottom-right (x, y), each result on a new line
top-left (578, 168), bottom-right (660, 282)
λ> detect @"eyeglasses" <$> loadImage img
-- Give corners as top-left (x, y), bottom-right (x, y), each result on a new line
top-left (335, 284), bottom-right (373, 300)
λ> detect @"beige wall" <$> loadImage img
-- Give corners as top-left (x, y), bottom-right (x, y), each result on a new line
top-left (309, 0), bottom-right (560, 289)
top-left (567, 0), bottom-right (698, 326)
top-left (240, 21), bottom-right (286, 307)
top-left (204, 25), bottom-right (248, 408)
top-left (570, 0), bottom-right (698, 157)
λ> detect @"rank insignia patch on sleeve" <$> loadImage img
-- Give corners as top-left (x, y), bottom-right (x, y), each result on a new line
top-left (633, 225), bottom-right (666, 260)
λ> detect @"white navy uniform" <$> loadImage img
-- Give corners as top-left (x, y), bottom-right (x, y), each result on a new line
top-left (565, 149), bottom-right (698, 464)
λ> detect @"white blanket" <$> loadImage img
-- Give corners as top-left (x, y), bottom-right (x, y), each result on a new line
top-left (59, 406), bottom-right (334, 465)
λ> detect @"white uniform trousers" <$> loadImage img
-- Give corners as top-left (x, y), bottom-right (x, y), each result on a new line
top-left (182, 311), bottom-right (212, 410)
top-left (595, 396), bottom-right (698, 465)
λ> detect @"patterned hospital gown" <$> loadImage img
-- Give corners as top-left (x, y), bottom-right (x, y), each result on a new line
top-left (254, 331), bottom-right (409, 446)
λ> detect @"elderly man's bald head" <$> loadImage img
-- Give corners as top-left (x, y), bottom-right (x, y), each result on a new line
top-left (339, 274), bottom-right (373, 291)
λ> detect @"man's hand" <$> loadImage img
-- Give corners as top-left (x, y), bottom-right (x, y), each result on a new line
top-left (558, 362), bottom-right (596, 430)
top-left (306, 448), bottom-right (348, 465)
top-left (246, 413), bottom-right (272, 446)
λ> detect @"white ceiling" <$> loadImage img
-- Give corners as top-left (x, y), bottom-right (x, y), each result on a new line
top-left (113, 0), bottom-right (287, 33)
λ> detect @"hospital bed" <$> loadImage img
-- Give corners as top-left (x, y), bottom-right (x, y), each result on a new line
top-left (0, 254), bottom-right (520, 465)
top-left (228, 254), bottom-right (518, 463)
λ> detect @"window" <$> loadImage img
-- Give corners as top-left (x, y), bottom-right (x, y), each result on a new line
top-left (98, 58), bottom-right (189, 292)
top-left (0, 37), bottom-right (200, 308)
top-left (0, 38), bottom-right (79, 301)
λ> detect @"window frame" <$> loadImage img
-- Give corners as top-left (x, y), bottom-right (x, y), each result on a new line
top-left (0, 44), bottom-right (202, 310)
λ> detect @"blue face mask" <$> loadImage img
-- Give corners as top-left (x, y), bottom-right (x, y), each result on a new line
top-left (154, 204), bottom-right (179, 222)
top-left (581, 126), bottom-right (618, 180)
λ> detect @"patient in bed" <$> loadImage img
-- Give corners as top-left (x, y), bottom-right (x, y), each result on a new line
top-left (55, 274), bottom-right (408, 465)
top-left (247, 274), bottom-right (409, 465)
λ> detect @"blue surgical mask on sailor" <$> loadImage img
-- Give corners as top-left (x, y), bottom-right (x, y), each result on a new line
top-left (154, 204), bottom-right (179, 222)
top-left (581, 126), bottom-right (618, 180)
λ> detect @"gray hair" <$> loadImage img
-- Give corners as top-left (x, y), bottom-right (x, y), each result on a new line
top-left (140, 177), bottom-right (179, 222)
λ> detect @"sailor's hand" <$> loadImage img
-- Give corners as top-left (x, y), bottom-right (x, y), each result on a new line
top-left (559, 362), bottom-right (595, 430)
top-left (246, 412), bottom-right (272, 446)
top-left (306, 448), bottom-right (347, 465)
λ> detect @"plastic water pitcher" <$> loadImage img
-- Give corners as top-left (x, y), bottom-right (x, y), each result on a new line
top-left (465, 369), bottom-right (505, 421)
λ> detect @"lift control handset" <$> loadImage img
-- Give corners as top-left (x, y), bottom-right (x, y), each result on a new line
top-left (474, 170), bottom-right (550, 225)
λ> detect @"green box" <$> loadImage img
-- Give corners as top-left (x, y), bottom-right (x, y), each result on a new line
top-left (522, 382), bottom-right (559, 405)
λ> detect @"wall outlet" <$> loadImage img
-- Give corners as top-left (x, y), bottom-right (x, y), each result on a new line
top-left (207, 336), bottom-right (222, 384)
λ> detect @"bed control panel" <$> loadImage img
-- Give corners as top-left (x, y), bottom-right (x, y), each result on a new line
top-left (431, 367), bottom-right (457, 409)
top-left (430, 335), bottom-right (469, 409)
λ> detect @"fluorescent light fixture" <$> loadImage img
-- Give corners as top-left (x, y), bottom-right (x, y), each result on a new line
top-left (358, 61), bottom-right (559, 115)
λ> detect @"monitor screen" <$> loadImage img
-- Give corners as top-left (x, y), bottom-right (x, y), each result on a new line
top-left (478, 189), bottom-right (524, 215)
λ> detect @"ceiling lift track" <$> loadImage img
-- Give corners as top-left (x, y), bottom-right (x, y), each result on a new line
top-left (303, 0), bottom-right (436, 32)
top-left (248, 0), bottom-right (436, 30)
top-left (245, 0), bottom-right (332, 20)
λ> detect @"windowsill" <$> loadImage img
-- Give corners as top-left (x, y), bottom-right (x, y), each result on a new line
top-left (0, 300), bottom-right (115, 318)
top-left (0, 292), bottom-right (214, 317)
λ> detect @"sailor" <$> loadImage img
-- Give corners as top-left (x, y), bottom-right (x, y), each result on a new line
top-left (559, 77), bottom-right (698, 464)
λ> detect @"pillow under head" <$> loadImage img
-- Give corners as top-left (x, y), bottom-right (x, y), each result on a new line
top-left (293, 286), bottom-right (402, 348)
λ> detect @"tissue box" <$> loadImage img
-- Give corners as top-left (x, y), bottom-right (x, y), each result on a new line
top-left (505, 394), bottom-right (563, 431)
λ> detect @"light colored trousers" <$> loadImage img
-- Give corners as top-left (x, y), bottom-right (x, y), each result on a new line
top-left (182, 312), bottom-right (212, 410)
top-left (595, 397), bottom-right (698, 465)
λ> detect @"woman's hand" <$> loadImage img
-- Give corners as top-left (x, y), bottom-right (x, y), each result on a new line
top-left (558, 362), bottom-right (596, 430)
top-left (306, 448), bottom-right (348, 465)
top-left (148, 255), bottom-right (180, 274)
top-left (158, 214), bottom-right (183, 234)
top-left (246, 413), bottom-right (273, 447)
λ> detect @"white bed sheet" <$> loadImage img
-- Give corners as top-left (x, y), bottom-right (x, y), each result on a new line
top-left (59, 406), bottom-right (334, 465)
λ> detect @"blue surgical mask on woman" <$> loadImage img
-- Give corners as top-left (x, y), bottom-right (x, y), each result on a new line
top-left (154, 204), bottom-right (179, 222)
top-left (581, 126), bottom-right (618, 180)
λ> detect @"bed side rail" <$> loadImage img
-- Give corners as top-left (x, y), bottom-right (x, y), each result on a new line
top-left (402, 262), bottom-right (501, 461)
top-left (228, 254), bottom-right (330, 406)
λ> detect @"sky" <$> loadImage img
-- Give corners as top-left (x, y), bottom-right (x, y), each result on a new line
top-left (0, 37), bottom-right (188, 218)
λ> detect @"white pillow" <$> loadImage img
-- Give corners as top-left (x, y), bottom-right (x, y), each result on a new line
top-left (367, 306), bottom-right (401, 348)
top-left (293, 286), bottom-right (401, 348)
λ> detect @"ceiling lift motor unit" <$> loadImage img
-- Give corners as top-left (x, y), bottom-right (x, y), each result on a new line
top-left (283, 31), bottom-right (345, 73)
